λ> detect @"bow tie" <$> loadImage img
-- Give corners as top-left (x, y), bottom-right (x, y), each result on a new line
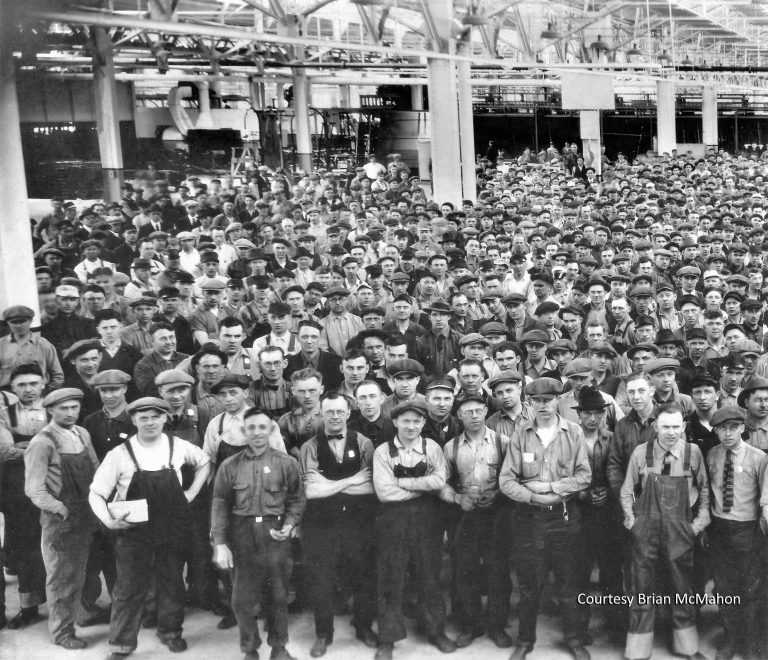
top-left (261, 383), bottom-right (280, 391)
top-left (327, 434), bottom-right (344, 441)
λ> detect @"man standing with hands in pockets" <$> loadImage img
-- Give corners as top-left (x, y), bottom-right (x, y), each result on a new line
top-left (210, 407), bottom-right (306, 660)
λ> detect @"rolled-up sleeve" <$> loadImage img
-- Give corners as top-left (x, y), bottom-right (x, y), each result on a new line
top-left (550, 431), bottom-right (591, 497)
top-left (24, 438), bottom-right (66, 516)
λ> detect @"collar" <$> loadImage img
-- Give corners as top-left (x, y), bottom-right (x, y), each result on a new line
top-left (8, 333), bottom-right (35, 345)
top-left (527, 414), bottom-right (569, 433)
top-left (655, 438), bottom-right (684, 459)
top-left (394, 436), bottom-right (425, 454)
top-left (457, 428), bottom-right (495, 447)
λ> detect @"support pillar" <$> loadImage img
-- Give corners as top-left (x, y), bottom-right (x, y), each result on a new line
top-left (195, 81), bottom-right (215, 129)
top-left (456, 57), bottom-right (476, 202)
top-left (91, 27), bottom-right (123, 202)
top-left (339, 85), bottom-right (351, 108)
top-left (702, 87), bottom-right (718, 149)
top-left (656, 80), bottom-right (676, 155)
top-left (426, 59), bottom-right (462, 206)
top-left (411, 84), bottom-right (424, 110)
top-left (292, 70), bottom-right (313, 173)
top-left (0, 3), bottom-right (40, 324)
top-left (579, 110), bottom-right (602, 176)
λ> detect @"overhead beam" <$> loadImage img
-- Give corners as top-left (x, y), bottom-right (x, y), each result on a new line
top-left (534, 1), bottom-right (623, 54)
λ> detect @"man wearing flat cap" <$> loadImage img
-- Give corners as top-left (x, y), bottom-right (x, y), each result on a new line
top-left (380, 359), bottom-right (426, 420)
top-left (25, 388), bottom-right (99, 650)
top-left (189, 278), bottom-right (227, 348)
top-left (41, 285), bottom-right (98, 357)
top-left (88, 397), bottom-right (210, 658)
top-left (415, 301), bottom-right (463, 379)
top-left (81, 369), bottom-right (136, 627)
top-left (441, 395), bottom-right (513, 650)
top-left (739, 375), bottom-right (768, 452)
top-left (372, 398), bottom-right (454, 659)
top-left (62, 339), bottom-right (104, 421)
top-left (499, 377), bottom-right (591, 660)
top-left (706, 406), bottom-right (767, 660)
top-left (486, 370), bottom-right (529, 438)
top-left (318, 288), bottom-right (364, 358)
top-left (0, 305), bottom-right (64, 390)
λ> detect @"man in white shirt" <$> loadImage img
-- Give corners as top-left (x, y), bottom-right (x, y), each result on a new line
top-left (252, 302), bottom-right (299, 356)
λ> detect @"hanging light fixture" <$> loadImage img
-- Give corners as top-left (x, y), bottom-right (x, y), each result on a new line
top-left (626, 43), bottom-right (643, 57)
top-left (657, 50), bottom-right (672, 64)
top-left (589, 34), bottom-right (610, 52)
top-left (540, 22), bottom-right (561, 40)
top-left (681, 55), bottom-right (694, 66)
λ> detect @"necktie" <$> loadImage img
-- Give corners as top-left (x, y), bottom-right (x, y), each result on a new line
top-left (723, 449), bottom-right (734, 513)
top-left (327, 434), bottom-right (344, 441)
top-left (262, 384), bottom-right (280, 391)
top-left (661, 451), bottom-right (673, 475)
top-left (172, 414), bottom-right (180, 426)
top-left (436, 335), bottom-right (445, 351)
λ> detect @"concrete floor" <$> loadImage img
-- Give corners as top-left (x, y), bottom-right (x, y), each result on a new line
top-left (0, 570), bottom-right (727, 660)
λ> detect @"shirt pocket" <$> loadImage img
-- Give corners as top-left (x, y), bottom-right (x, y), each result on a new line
top-left (232, 482), bottom-right (251, 509)
top-left (263, 476), bottom-right (284, 509)
top-left (521, 456), bottom-right (540, 479)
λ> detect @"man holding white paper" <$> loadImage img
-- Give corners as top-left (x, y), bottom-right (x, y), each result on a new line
top-left (88, 397), bottom-right (210, 659)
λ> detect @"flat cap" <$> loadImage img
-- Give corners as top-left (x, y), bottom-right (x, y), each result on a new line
top-left (526, 377), bottom-right (563, 397)
top-left (645, 357), bottom-right (680, 374)
top-left (588, 340), bottom-right (619, 357)
top-left (677, 266), bottom-right (701, 278)
top-left (520, 330), bottom-right (549, 345)
top-left (478, 322), bottom-right (508, 336)
top-left (55, 285), bottom-right (80, 298)
top-left (739, 376), bottom-right (768, 407)
top-left (42, 388), bottom-right (84, 408)
top-left (211, 374), bottom-right (251, 393)
top-left (91, 370), bottom-right (131, 388)
top-left (388, 359), bottom-right (425, 378)
top-left (324, 287), bottom-right (351, 299)
top-left (391, 398), bottom-right (428, 418)
top-left (742, 298), bottom-right (762, 311)
top-left (426, 377), bottom-right (456, 392)
top-left (126, 397), bottom-right (171, 415)
top-left (502, 293), bottom-right (527, 306)
top-left (547, 339), bottom-right (577, 354)
top-left (488, 370), bottom-right (522, 390)
top-left (155, 369), bottom-right (195, 388)
top-left (711, 406), bottom-right (747, 427)
top-left (459, 333), bottom-right (490, 347)
top-left (132, 258), bottom-right (153, 269)
top-left (130, 296), bottom-right (158, 308)
top-left (2, 305), bottom-right (34, 322)
top-left (200, 278), bottom-right (226, 291)
top-left (626, 343), bottom-right (659, 359)
top-left (563, 358), bottom-right (593, 377)
top-left (535, 301), bottom-right (561, 315)
top-left (65, 339), bottom-right (102, 361)
top-left (735, 339), bottom-right (762, 357)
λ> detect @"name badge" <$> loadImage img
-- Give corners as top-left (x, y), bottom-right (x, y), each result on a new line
top-left (264, 466), bottom-right (271, 474)
top-left (736, 465), bottom-right (744, 474)
top-left (119, 433), bottom-right (127, 439)
top-left (348, 450), bottom-right (356, 458)
top-left (523, 452), bottom-right (535, 463)
top-left (187, 409), bottom-right (195, 416)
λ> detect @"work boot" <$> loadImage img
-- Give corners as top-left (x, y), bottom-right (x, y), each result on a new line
top-left (7, 606), bottom-right (42, 629)
top-left (509, 645), bottom-right (533, 660)
top-left (218, 613), bottom-right (238, 629)
top-left (568, 645), bottom-right (591, 660)
top-left (454, 628), bottom-right (483, 648)
top-left (269, 647), bottom-right (297, 660)
top-left (355, 627), bottom-right (378, 648)
top-left (428, 633), bottom-right (456, 653)
top-left (375, 643), bottom-right (394, 660)
top-left (310, 637), bottom-right (330, 657)
top-left (160, 637), bottom-right (188, 653)
top-left (57, 635), bottom-right (88, 650)
top-left (488, 628), bottom-right (514, 648)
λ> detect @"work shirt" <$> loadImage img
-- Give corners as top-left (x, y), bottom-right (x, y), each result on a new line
top-left (203, 408), bottom-right (286, 468)
top-left (90, 434), bottom-right (209, 502)
top-left (606, 408), bottom-right (657, 498)
top-left (372, 436), bottom-right (447, 503)
top-left (0, 334), bottom-right (64, 388)
top-left (498, 415), bottom-right (591, 504)
top-left (82, 408), bottom-right (136, 461)
top-left (299, 431), bottom-right (375, 474)
top-left (24, 422), bottom-right (99, 516)
top-left (0, 397), bottom-right (46, 462)
top-left (189, 305), bottom-right (223, 342)
top-left (347, 410), bottom-right (396, 448)
top-left (319, 312), bottom-right (364, 357)
top-left (278, 407), bottom-right (324, 454)
top-left (252, 332), bottom-right (299, 356)
top-left (120, 323), bottom-right (154, 354)
top-left (707, 441), bottom-right (767, 521)
top-left (619, 438), bottom-right (710, 530)
top-left (744, 415), bottom-right (768, 452)
top-left (440, 428), bottom-right (510, 502)
top-left (210, 446), bottom-right (305, 544)
top-left (133, 350), bottom-right (189, 396)
top-left (486, 406), bottom-right (530, 439)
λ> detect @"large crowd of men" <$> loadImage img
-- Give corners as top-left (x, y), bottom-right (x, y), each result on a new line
top-left (4, 144), bottom-right (768, 660)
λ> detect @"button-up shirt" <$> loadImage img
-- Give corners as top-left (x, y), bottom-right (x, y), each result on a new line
top-left (0, 334), bottom-right (64, 389)
top-left (607, 408), bottom-right (657, 498)
top-left (24, 422), bottom-right (99, 516)
top-left (708, 441), bottom-right (767, 521)
top-left (0, 397), bottom-right (47, 462)
top-left (210, 446), bottom-right (305, 545)
top-left (120, 323), bottom-right (154, 355)
top-left (620, 438), bottom-right (710, 530)
top-left (133, 350), bottom-right (189, 396)
top-left (347, 410), bottom-right (396, 448)
top-left (718, 386), bottom-right (742, 409)
top-left (440, 428), bottom-right (509, 502)
top-left (319, 312), bottom-right (364, 357)
top-left (82, 408), bottom-right (136, 461)
top-left (278, 407), bottom-right (324, 455)
top-left (499, 415), bottom-right (591, 504)
top-left (252, 332), bottom-right (299, 356)
top-left (372, 436), bottom-right (447, 503)
top-left (204, 408), bottom-right (286, 468)
top-left (486, 406), bottom-right (530, 439)
top-left (745, 415), bottom-right (768, 452)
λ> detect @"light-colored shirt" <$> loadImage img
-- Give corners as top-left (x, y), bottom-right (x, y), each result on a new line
top-left (440, 428), bottom-right (509, 502)
top-left (619, 438), bottom-right (710, 531)
top-left (708, 441), bottom-right (767, 521)
top-left (203, 408), bottom-right (286, 467)
top-left (0, 334), bottom-right (64, 388)
top-left (319, 312), bottom-right (364, 357)
top-left (90, 434), bottom-right (209, 502)
top-left (745, 416), bottom-right (768, 453)
top-left (372, 435), bottom-right (446, 502)
top-left (498, 415), bottom-right (591, 503)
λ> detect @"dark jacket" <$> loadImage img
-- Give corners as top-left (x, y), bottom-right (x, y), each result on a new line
top-left (284, 350), bottom-right (343, 390)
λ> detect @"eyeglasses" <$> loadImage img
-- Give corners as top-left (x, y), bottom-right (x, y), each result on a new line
top-left (323, 410), bottom-right (346, 418)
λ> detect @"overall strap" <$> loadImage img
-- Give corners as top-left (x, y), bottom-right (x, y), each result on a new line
top-left (218, 413), bottom-right (225, 436)
top-left (387, 437), bottom-right (398, 458)
top-left (124, 439), bottom-right (141, 471)
top-left (682, 441), bottom-right (691, 472)
top-left (1, 391), bottom-right (17, 429)
top-left (495, 432), bottom-right (503, 487)
top-left (645, 440), bottom-right (655, 468)
top-left (168, 435), bottom-right (175, 465)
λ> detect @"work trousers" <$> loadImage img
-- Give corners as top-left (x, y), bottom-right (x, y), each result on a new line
top-left (185, 495), bottom-right (218, 607)
top-left (231, 516), bottom-right (292, 654)
top-left (304, 513), bottom-right (375, 640)
top-left (452, 502), bottom-right (512, 633)
top-left (81, 528), bottom-right (116, 619)
top-left (710, 517), bottom-right (763, 656)
top-left (40, 509), bottom-right (94, 643)
top-left (513, 502), bottom-right (585, 648)
top-left (376, 497), bottom-right (446, 644)
top-left (108, 532), bottom-right (186, 654)
top-left (4, 499), bottom-right (46, 608)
